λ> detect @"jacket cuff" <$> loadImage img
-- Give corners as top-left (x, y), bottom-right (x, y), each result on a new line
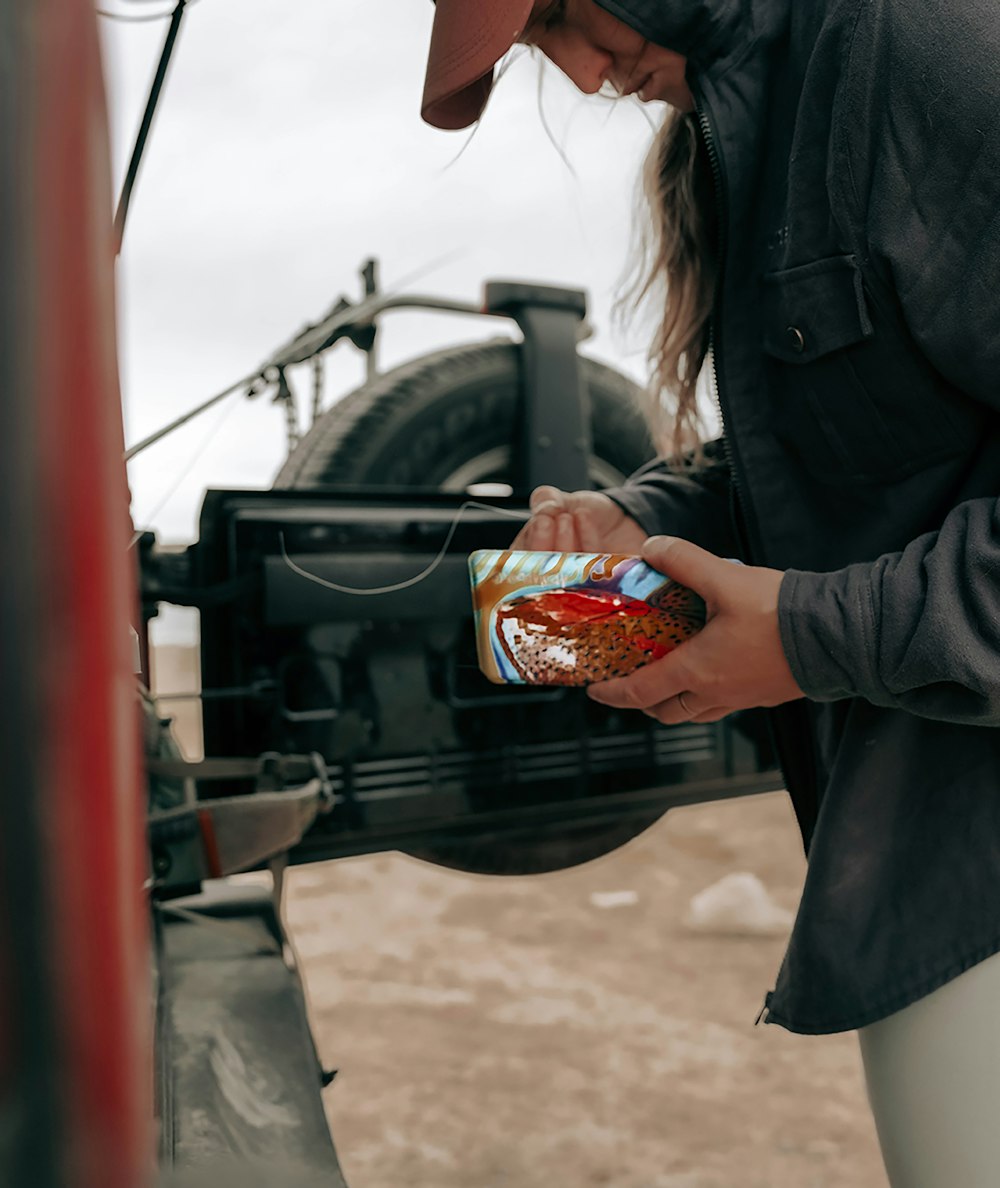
top-left (777, 566), bottom-right (881, 703)
top-left (602, 483), bottom-right (670, 538)
top-left (600, 463), bottom-right (740, 557)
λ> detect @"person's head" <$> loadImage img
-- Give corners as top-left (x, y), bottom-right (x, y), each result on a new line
top-left (421, 0), bottom-right (693, 129)
top-left (422, 0), bottom-right (714, 461)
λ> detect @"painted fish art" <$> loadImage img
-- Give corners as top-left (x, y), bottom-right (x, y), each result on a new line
top-left (468, 550), bottom-right (707, 686)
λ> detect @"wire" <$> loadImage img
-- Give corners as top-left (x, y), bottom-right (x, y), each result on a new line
top-left (382, 249), bottom-right (468, 297)
top-left (124, 368), bottom-right (262, 461)
top-left (279, 501), bottom-right (530, 597)
top-left (128, 384), bottom-right (244, 548)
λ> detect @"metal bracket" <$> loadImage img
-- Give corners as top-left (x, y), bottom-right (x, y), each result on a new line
top-left (484, 281), bottom-right (592, 493)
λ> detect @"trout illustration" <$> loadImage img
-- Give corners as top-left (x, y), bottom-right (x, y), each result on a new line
top-left (494, 576), bottom-right (705, 685)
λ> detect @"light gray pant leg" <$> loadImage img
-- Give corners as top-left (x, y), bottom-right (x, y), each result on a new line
top-left (858, 948), bottom-right (1000, 1188)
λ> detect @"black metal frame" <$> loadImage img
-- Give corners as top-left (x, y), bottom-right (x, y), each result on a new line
top-left (142, 485), bottom-right (781, 875)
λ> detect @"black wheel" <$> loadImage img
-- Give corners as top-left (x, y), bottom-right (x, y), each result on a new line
top-left (273, 339), bottom-right (653, 492)
top-left (274, 339), bottom-right (665, 875)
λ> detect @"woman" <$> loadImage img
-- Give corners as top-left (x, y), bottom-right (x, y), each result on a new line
top-left (421, 2), bottom-right (1000, 1185)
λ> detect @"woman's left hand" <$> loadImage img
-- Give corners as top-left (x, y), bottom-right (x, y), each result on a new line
top-left (587, 536), bottom-right (806, 723)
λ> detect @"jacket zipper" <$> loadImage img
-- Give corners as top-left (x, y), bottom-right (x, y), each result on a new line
top-left (695, 96), bottom-right (820, 852)
top-left (695, 103), bottom-right (751, 556)
top-left (698, 99), bottom-right (784, 1023)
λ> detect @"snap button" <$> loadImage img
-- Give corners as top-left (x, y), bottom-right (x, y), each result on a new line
top-left (786, 326), bottom-right (806, 353)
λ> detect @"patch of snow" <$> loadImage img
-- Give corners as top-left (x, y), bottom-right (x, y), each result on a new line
top-left (682, 872), bottom-right (794, 937)
top-left (589, 889), bottom-right (640, 910)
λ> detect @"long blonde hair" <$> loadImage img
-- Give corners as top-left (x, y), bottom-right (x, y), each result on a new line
top-left (622, 108), bottom-right (716, 462)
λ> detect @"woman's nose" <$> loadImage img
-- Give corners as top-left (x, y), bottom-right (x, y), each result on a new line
top-left (539, 29), bottom-right (612, 94)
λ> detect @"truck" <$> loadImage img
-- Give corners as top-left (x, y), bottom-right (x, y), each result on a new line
top-left (0, 2), bottom-right (781, 1184)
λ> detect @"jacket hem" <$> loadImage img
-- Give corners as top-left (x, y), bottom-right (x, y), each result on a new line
top-left (762, 934), bottom-right (1000, 1034)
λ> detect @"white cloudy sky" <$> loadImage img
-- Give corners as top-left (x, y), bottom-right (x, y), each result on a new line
top-left (101, 0), bottom-right (664, 537)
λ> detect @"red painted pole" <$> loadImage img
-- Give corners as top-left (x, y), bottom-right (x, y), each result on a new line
top-left (16, 0), bottom-right (153, 1183)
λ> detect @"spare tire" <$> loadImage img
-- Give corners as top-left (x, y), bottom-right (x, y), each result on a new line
top-left (273, 338), bottom-right (665, 875)
top-left (273, 339), bottom-right (653, 491)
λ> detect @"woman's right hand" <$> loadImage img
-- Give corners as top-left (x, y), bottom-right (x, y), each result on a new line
top-left (511, 485), bottom-right (647, 553)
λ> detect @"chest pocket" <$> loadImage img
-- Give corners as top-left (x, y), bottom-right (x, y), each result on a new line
top-left (761, 254), bottom-right (979, 484)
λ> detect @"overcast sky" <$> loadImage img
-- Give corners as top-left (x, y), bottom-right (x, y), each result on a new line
top-left (100, 0), bottom-right (663, 638)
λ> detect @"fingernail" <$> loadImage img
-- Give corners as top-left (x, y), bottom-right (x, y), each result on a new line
top-left (586, 686), bottom-right (609, 703)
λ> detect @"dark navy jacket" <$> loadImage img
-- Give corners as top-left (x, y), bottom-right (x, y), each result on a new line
top-left (600, 0), bottom-right (1000, 1032)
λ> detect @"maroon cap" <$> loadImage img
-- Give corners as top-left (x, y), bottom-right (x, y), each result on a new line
top-left (422, 0), bottom-right (537, 129)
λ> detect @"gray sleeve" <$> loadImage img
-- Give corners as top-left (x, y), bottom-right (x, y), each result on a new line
top-left (602, 437), bottom-right (743, 558)
top-left (778, 498), bottom-right (1000, 726)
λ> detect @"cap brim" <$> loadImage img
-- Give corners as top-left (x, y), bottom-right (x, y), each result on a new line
top-left (421, 0), bottom-right (536, 130)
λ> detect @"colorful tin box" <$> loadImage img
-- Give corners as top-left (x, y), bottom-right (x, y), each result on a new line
top-left (468, 549), bottom-right (706, 686)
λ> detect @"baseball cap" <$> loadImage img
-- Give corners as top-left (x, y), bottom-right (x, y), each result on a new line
top-left (421, 0), bottom-right (537, 129)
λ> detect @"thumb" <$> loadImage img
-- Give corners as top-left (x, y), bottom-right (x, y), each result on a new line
top-left (641, 535), bottom-right (729, 600)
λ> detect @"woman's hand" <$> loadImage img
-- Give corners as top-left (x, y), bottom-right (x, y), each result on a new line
top-left (587, 535), bottom-right (806, 722)
top-left (511, 485), bottom-right (647, 553)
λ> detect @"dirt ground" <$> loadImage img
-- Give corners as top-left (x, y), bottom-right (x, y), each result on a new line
top-left (154, 646), bottom-right (887, 1188)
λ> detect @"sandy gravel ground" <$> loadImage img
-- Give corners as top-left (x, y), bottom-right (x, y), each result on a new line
top-left (284, 795), bottom-right (887, 1188)
top-left (153, 646), bottom-right (887, 1187)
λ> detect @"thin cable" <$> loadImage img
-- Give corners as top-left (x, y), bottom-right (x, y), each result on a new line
top-left (126, 263), bottom-right (483, 466)
top-left (128, 385), bottom-right (244, 548)
top-left (279, 501), bottom-right (529, 597)
top-left (125, 270), bottom-right (478, 465)
top-left (383, 248), bottom-right (468, 297)
top-left (114, 0), bottom-right (191, 253)
top-left (124, 369), bottom-right (261, 461)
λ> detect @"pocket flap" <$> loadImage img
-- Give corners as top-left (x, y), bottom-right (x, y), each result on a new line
top-left (762, 254), bottom-right (874, 363)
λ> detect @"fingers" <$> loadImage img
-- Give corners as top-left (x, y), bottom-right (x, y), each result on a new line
top-left (572, 505), bottom-right (603, 551)
top-left (508, 486), bottom-right (565, 550)
top-left (511, 488), bottom-right (562, 548)
top-left (584, 562), bottom-right (798, 717)
top-left (510, 488), bottom-right (632, 554)
top-left (639, 692), bottom-right (732, 726)
top-left (553, 513), bottom-right (577, 552)
top-left (513, 509), bottom-right (568, 551)
top-left (587, 648), bottom-right (692, 711)
top-left (589, 659), bottom-right (734, 724)
top-left (529, 485), bottom-right (567, 513)
top-left (589, 663), bottom-right (733, 725)
top-left (645, 704), bottom-right (734, 724)
top-left (643, 691), bottom-right (699, 725)
top-left (514, 487), bottom-right (583, 552)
